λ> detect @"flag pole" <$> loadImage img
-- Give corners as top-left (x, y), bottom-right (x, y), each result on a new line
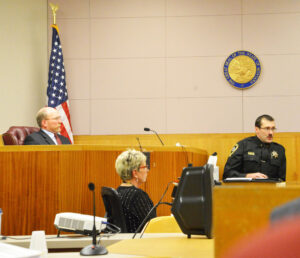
top-left (49, 3), bottom-right (58, 25)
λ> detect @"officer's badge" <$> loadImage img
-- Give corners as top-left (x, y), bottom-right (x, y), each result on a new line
top-left (229, 144), bottom-right (239, 157)
top-left (248, 152), bottom-right (255, 156)
top-left (271, 151), bottom-right (279, 159)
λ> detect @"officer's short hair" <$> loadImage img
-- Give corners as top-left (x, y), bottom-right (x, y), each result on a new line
top-left (255, 114), bottom-right (274, 128)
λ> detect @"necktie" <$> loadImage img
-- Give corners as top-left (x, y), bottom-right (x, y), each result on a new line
top-left (54, 133), bottom-right (62, 145)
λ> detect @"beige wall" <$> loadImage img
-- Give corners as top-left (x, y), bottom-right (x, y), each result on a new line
top-left (45, 0), bottom-right (300, 135)
top-left (0, 0), bottom-right (47, 133)
top-left (2, 1), bottom-right (300, 136)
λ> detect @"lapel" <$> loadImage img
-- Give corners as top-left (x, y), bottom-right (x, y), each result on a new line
top-left (39, 130), bottom-right (56, 145)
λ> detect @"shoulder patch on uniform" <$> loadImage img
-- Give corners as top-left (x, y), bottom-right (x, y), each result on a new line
top-left (229, 144), bottom-right (239, 157)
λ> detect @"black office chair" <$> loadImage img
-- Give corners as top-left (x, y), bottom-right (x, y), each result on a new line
top-left (101, 186), bottom-right (128, 233)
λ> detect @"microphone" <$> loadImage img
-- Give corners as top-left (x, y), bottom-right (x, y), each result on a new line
top-left (80, 183), bottom-right (108, 256)
top-left (136, 137), bottom-right (143, 152)
top-left (144, 127), bottom-right (164, 146)
top-left (136, 137), bottom-right (151, 169)
top-left (132, 181), bottom-right (174, 239)
top-left (176, 142), bottom-right (193, 167)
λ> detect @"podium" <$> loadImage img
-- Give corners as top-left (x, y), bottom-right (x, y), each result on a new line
top-left (0, 145), bottom-right (207, 235)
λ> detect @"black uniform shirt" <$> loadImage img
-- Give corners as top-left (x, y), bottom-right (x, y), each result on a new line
top-left (223, 136), bottom-right (286, 181)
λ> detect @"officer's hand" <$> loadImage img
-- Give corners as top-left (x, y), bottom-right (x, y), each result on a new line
top-left (246, 172), bottom-right (268, 179)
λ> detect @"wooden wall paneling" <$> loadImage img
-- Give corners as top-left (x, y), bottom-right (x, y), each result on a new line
top-left (32, 151), bottom-right (59, 233)
top-left (275, 134), bottom-right (298, 181)
top-left (146, 151), bottom-right (183, 216)
top-left (58, 150), bottom-right (89, 215)
top-left (72, 132), bottom-right (300, 182)
top-left (85, 150), bottom-right (122, 218)
top-left (0, 152), bottom-right (13, 235)
top-left (296, 136), bottom-right (300, 181)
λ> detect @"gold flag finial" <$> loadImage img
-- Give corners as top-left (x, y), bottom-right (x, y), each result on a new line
top-left (49, 3), bottom-right (59, 25)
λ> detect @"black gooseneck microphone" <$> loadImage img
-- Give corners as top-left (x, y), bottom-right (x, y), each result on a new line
top-left (136, 137), bottom-right (143, 152)
top-left (132, 181), bottom-right (174, 239)
top-left (144, 127), bottom-right (164, 146)
top-left (176, 142), bottom-right (193, 167)
top-left (80, 183), bottom-right (108, 256)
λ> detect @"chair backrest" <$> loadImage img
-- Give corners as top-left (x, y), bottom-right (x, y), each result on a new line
top-left (271, 197), bottom-right (300, 223)
top-left (2, 126), bottom-right (39, 145)
top-left (142, 215), bottom-right (182, 233)
top-left (101, 186), bottom-right (128, 233)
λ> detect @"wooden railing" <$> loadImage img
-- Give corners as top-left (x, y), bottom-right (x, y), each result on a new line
top-left (72, 132), bottom-right (300, 181)
top-left (0, 145), bottom-right (207, 235)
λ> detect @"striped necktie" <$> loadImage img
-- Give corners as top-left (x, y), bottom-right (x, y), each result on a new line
top-left (54, 133), bottom-right (62, 145)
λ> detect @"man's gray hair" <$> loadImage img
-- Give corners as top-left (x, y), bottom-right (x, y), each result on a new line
top-left (36, 107), bottom-right (51, 127)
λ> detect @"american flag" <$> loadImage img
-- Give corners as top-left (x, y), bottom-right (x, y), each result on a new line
top-left (47, 25), bottom-right (73, 143)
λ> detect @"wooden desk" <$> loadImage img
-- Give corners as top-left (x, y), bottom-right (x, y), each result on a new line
top-left (213, 185), bottom-right (300, 257)
top-left (2, 233), bottom-right (214, 258)
top-left (2, 233), bottom-right (132, 250)
top-left (0, 145), bottom-right (207, 235)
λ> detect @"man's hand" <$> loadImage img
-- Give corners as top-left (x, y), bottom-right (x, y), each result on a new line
top-left (246, 172), bottom-right (268, 179)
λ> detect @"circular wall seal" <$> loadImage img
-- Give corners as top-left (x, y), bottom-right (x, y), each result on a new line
top-left (223, 50), bottom-right (261, 89)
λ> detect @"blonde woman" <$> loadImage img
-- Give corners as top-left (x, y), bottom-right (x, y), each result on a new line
top-left (115, 149), bottom-right (156, 233)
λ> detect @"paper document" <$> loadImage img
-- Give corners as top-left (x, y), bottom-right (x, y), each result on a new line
top-left (224, 177), bottom-right (252, 182)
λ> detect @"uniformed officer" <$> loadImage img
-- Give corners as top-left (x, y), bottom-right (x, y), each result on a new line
top-left (223, 114), bottom-right (286, 181)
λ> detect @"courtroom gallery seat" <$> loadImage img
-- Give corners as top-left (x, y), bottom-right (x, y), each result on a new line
top-left (270, 197), bottom-right (300, 223)
top-left (101, 186), bottom-right (128, 233)
top-left (2, 126), bottom-right (39, 145)
top-left (142, 215), bottom-right (182, 233)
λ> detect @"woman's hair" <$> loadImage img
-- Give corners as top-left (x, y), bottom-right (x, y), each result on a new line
top-left (115, 149), bottom-right (146, 182)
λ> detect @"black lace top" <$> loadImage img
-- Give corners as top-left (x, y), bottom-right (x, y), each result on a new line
top-left (117, 185), bottom-right (156, 233)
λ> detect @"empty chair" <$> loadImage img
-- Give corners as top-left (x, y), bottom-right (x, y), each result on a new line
top-left (101, 186), bottom-right (128, 233)
top-left (142, 216), bottom-right (182, 233)
top-left (2, 126), bottom-right (39, 145)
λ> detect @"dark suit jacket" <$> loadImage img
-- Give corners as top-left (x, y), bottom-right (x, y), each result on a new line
top-left (23, 129), bottom-right (71, 145)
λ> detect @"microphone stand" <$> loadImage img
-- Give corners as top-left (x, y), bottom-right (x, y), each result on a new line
top-left (132, 182), bottom-right (173, 239)
top-left (80, 183), bottom-right (108, 256)
top-left (136, 137), bottom-right (143, 152)
top-left (144, 128), bottom-right (164, 146)
top-left (176, 143), bottom-right (193, 167)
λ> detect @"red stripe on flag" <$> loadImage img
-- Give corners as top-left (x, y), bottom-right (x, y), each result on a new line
top-left (61, 102), bottom-right (72, 131)
top-left (59, 123), bottom-right (71, 143)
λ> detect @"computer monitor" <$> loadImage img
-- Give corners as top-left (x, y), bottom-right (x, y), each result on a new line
top-left (171, 164), bottom-right (213, 238)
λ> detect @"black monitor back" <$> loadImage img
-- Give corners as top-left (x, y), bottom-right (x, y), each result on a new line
top-left (171, 164), bottom-right (213, 238)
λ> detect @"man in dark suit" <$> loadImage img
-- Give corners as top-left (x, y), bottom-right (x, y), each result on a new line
top-left (24, 107), bottom-right (71, 145)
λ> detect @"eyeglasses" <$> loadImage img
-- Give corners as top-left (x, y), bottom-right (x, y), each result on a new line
top-left (260, 127), bottom-right (277, 132)
top-left (139, 165), bottom-right (149, 170)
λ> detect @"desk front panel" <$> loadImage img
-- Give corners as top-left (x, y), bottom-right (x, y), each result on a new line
top-left (0, 146), bottom-right (207, 235)
top-left (213, 185), bottom-right (300, 257)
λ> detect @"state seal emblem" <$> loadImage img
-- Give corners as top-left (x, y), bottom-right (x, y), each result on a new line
top-left (223, 51), bottom-right (261, 89)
